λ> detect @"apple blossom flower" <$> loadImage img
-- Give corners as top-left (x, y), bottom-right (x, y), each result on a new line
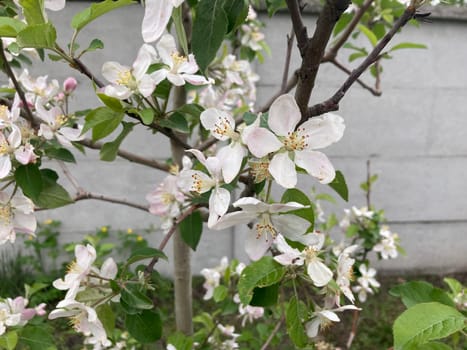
top-left (238, 303), bottom-right (264, 327)
top-left (245, 94), bottom-right (345, 188)
top-left (6, 297), bottom-right (45, 326)
top-left (200, 108), bottom-right (247, 183)
top-left (102, 44), bottom-right (159, 99)
top-left (218, 324), bottom-right (239, 339)
top-left (357, 264), bottom-right (380, 290)
top-left (18, 69), bottom-right (59, 104)
top-left (211, 197), bottom-right (314, 261)
top-left (152, 34), bottom-right (211, 86)
top-left (305, 304), bottom-right (360, 338)
top-left (146, 174), bottom-right (186, 233)
top-left (240, 23), bottom-right (265, 51)
top-left (63, 77), bottom-right (77, 94)
top-left (0, 125), bottom-right (22, 179)
top-left (35, 99), bottom-right (83, 146)
top-left (0, 94), bottom-right (20, 128)
top-left (274, 233), bottom-right (333, 287)
top-left (49, 299), bottom-right (111, 348)
top-left (142, 0), bottom-right (184, 43)
top-left (53, 244), bottom-right (97, 300)
top-left (340, 206), bottom-right (374, 230)
top-left (200, 268), bottom-right (221, 300)
top-left (0, 300), bottom-right (21, 335)
top-left (178, 149), bottom-right (230, 227)
top-left (0, 191), bottom-right (36, 245)
top-left (373, 226), bottom-right (399, 259)
top-left (336, 245), bottom-right (358, 303)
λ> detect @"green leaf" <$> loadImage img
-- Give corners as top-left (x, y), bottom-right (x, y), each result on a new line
top-left (213, 285), bottom-right (229, 303)
top-left (97, 93), bottom-right (123, 112)
top-left (358, 24), bottom-right (378, 47)
top-left (0, 331), bottom-right (18, 350)
top-left (96, 304), bottom-right (116, 337)
top-left (179, 210), bottom-right (203, 251)
top-left (393, 302), bottom-right (466, 350)
top-left (125, 310), bottom-right (162, 343)
top-left (443, 278), bottom-right (463, 296)
top-left (172, 5), bottom-right (188, 55)
top-left (100, 121), bottom-right (134, 161)
top-left (333, 12), bottom-right (353, 37)
top-left (158, 112), bottom-right (189, 133)
top-left (192, 0), bottom-right (228, 72)
top-left (250, 283), bottom-right (280, 307)
top-left (86, 38), bottom-right (104, 52)
top-left (328, 170), bottom-right (348, 201)
top-left (83, 107), bottom-right (124, 141)
top-left (177, 103), bottom-right (204, 119)
top-left (349, 51), bottom-right (367, 62)
top-left (281, 188), bottom-right (311, 205)
top-left (390, 42), bottom-right (428, 51)
top-left (413, 342), bottom-right (453, 350)
top-left (286, 296), bottom-right (308, 348)
top-left (167, 332), bottom-right (194, 350)
top-left (44, 147), bottom-right (76, 163)
top-left (121, 285), bottom-right (153, 310)
top-left (266, 0), bottom-right (287, 16)
top-left (71, 0), bottom-right (134, 32)
top-left (0, 17), bottom-right (27, 37)
top-left (19, 325), bottom-right (56, 350)
top-left (18, 0), bottom-right (46, 25)
top-left (15, 164), bottom-right (43, 201)
top-left (16, 23), bottom-right (56, 49)
top-left (390, 281), bottom-right (456, 308)
top-left (223, 0), bottom-right (249, 33)
top-left (139, 108), bottom-right (154, 125)
top-left (238, 256), bottom-right (285, 305)
top-left (126, 247), bottom-right (167, 265)
top-left (33, 169), bottom-right (74, 209)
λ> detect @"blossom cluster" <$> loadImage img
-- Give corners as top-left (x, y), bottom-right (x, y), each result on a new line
top-left (0, 296), bottom-right (46, 336)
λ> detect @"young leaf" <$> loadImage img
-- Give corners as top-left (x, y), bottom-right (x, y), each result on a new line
top-left (158, 112), bottom-right (189, 133)
top-left (100, 121), bottom-right (134, 161)
top-left (71, 0), bottom-right (134, 32)
top-left (14, 164), bottom-right (43, 201)
top-left (238, 256), bottom-right (285, 305)
top-left (192, 0), bottom-right (228, 72)
top-left (393, 302), bottom-right (466, 350)
top-left (358, 24), bottom-right (378, 47)
top-left (286, 296), bottom-right (308, 348)
top-left (125, 310), bottom-right (162, 343)
top-left (126, 247), bottom-right (167, 266)
top-left (179, 210), bottom-right (203, 251)
top-left (389, 281), bottom-right (456, 308)
top-left (121, 285), bottom-right (153, 310)
top-left (97, 93), bottom-right (122, 112)
top-left (0, 331), bottom-right (18, 350)
top-left (86, 38), bottom-right (104, 51)
top-left (139, 108), bottom-right (154, 125)
top-left (266, 0), bottom-right (287, 16)
top-left (213, 285), bottom-right (229, 303)
top-left (0, 17), bottom-right (27, 37)
top-left (44, 147), bottom-right (76, 163)
top-left (328, 170), bottom-right (348, 201)
top-left (18, 0), bottom-right (46, 25)
top-left (390, 42), bottom-right (427, 52)
top-left (16, 23), bottom-right (56, 49)
top-left (83, 107), bottom-right (124, 141)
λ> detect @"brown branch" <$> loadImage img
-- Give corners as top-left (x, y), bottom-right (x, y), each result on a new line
top-left (0, 42), bottom-right (36, 127)
top-left (293, 0), bottom-right (350, 116)
top-left (281, 27), bottom-right (295, 91)
top-left (330, 58), bottom-right (381, 96)
top-left (323, 0), bottom-right (375, 61)
top-left (74, 192), bottom-right (149, 212)
top-left (260, 315), bottom-right (285, 350)
top-left (346, 309), bottom-right (360, 349)
top-left (305, 6), bottom-right (416, 120)
top-left (79, 139), bottom-right (170, 172)
top-left (285, 0), bottom-right (308, 56)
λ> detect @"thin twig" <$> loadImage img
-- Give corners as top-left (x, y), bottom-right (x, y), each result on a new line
top-left (74, 192), bottom-right (149, 212)
top-left (285, 0), bottom-right (308, 56)
top-left (330, 58), bottom-right (381, 96)
top-left (305, 6), bottom-right (416, 121)
top-left (0, 41), bottom-right (36, 127)
top-left (366, 159), bottom-right (371, 208)
top-left (144, 205), bottom-right (199, 276)
top-left (79, 139), bottom-right (170, 172)
top-left (282, 28), bottom-right (296, 91)
top-left (374, 59), bottom-right (382, 92)
top-left (347, 309), bottom-right (360, 349)
top-left (260, 316), bottom-right (285, 350)
top-left (57, 160), bottom-right (84, 193)
top-left (323, 0), bottom-right (375, 61)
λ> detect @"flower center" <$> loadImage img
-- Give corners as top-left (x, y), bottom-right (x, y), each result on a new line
top-left (55, 114), bottom-right (68, 128)
top-left (116, 70), bottom-right (135, 88)
top-left (249, 159), bottom-right (270, 183)
top-left (0, 138), bottom-right (10, 156)
top-left (282, 128), bottom-right (308, 151)
top-left (213, 117), bottom-right (237, 140)
top-left (303, 246), bottom-right (318, 264)
top-left (171, 52), bottom-right (187, 72)
top-left (161, 192), bottom-right (175, 205)
top-left (0, 204), bottom-right (12, 226)
top-left (0, 105), bottom-right (9, 121)
top-left (254, 214), bottom-right (277, 242)
top-left (190, 173), bottom-right (214, 193)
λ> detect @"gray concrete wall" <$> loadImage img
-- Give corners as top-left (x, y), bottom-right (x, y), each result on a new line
top-left (6, 3), bottom-right (467, 274)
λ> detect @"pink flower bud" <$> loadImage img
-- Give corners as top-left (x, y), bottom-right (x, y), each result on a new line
top-left (63, 77), bottom-right (77, 93)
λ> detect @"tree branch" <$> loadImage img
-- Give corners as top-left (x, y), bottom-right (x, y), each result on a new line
top-left (330, 58), bottom-right (381, 96)
top-left (79, 139), bottom-right (170, 172)
top-left (285, 0), bottom-right (308, 56)
top-left (305, 6), bottom-right (416, 120)
top-left (281, 27), bottom-right (295, 91)
top-left (74, 192), bottom-right (149, 212)
top-left (0, 42), bottom-right (36, 127)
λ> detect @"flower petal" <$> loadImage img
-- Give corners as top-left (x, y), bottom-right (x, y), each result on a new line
top-left (300, 113), bottom-right (345, 150)
top-left (295, 150), bottom-right (335, 184)
top-left (210, 211), bottom-right (257, 230)
top-left (307, 260), bottom-right (333, 287)
top-left (142, 0), bottom-right (174, 43)
top-left (272, 214), bottom-right (309, 238)
top-left (269, 152), bottom-right (297, 188)
top-left (268, 94), bottom-right (301, 136)
top-left (207, 187), bottom-right (230, 228)
top-left (246, 128), bottom-right (282, 158)
top-left (245, 228), bottom-right (272, 261)
top-left (218, 142), bottom-right (246, 184)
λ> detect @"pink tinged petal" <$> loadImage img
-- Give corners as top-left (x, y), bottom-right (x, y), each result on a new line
top-left (142, 0), bottom-right (174, 43)
top-left (307, 260), bottom-right (333, 287)
top-left (48, 309), bottom-right (78, 320)
top-left (207, 187), bottom-right (230, 228)
top-left (76, 244), bottom-right (96, 268)
top-left (273, 235), bottom-right (303, 266)
top-left (294, 150), bottom-right (335, 184)
top-left (8, 125), bottom-right (21, 148)
top-left (15, 145), bottom-right (36, 165)
top-left (102, 62), bottom-right (129, 84)
top-left (167, 73), bottom-right (186, 86)
top-left (150, 69), bottom-right (168, 85)
top-left (245, 228), bottom-right (273, 261)
top-left (269, 152), bottom-right (297, 189)
top-left (39, 124), bottom-right (54, 140)
top-left (300, 113), bottom-right (345, 150)
top-left (218, 142), bottom-right (246, 184)
top-left (200, 108), bottom-right (234, 141)
top-left (241, 115), bottom-right (260, 144)
top-left (13, 212), bottom-right (36, 234)
top-left (181, 74), bottom-right (211, 86)
top-left (268, 94), bottom-right (301, 136)
top-left (210, 211), bottom-right (257, 230)
top-left (246, 127), bottom-right (282, 158)
top-left (305, 318), bottom-right (321, 338)
top-left (0, 156), bottom-right (11, 179)
top-left (100, 258), bottom-right (118, 279)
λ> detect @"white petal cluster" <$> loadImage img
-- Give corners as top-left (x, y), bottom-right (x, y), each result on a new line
top-left (0, 191), bottom-right (36, 245)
